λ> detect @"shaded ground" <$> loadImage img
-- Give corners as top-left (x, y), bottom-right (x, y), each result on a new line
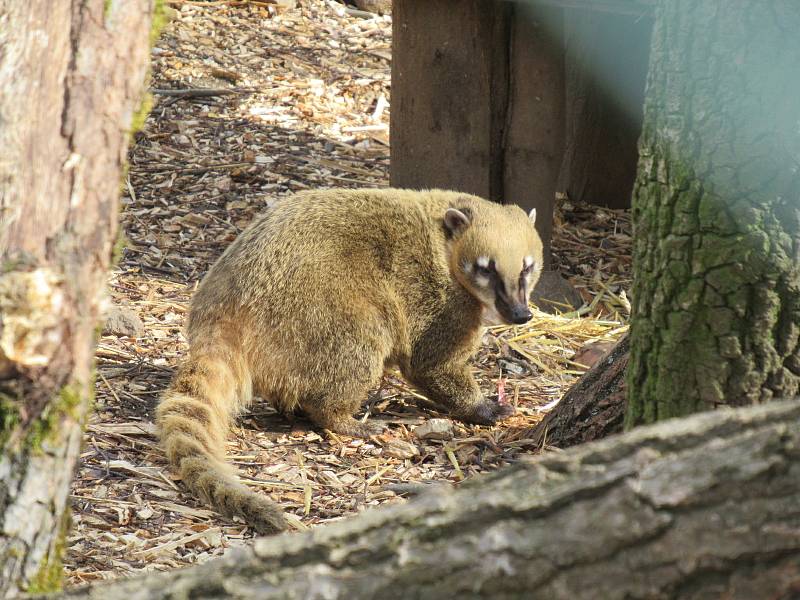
top-left (65, 0), bottom-right (631, 585)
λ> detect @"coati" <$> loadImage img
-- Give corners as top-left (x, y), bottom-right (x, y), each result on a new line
top-left (156, 188), bottom-right (543, 534)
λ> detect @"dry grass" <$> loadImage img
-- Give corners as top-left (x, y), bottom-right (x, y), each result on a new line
top-left (65, 0), bottom-right (632, 586)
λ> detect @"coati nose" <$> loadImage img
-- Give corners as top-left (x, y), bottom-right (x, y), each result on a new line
top-left (510, 305), bottom-right (532, 324)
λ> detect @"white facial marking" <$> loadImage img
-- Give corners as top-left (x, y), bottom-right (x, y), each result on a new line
top-left (475, 274), bottom-right (490, 288)
top-left (524, 255), bottom-right (534, 268)
top-left (463, 262), bottom-right (473, 274)
top-left (476, 255), bottom-right (490, 269)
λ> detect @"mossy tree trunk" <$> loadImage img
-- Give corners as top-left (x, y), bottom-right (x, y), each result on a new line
top-left (627, 0), bottom-right (800, 426)
top-left (58, 400), bottom-right (800, 600)
top-left (0, 0), bottom-right (152, 595)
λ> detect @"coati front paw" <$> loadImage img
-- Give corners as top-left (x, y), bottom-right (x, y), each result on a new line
top-left (461, 397), bottom-right (515, 426)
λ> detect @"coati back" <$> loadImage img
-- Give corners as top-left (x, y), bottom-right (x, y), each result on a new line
top-left (156, 188), bottom-right (543, 534)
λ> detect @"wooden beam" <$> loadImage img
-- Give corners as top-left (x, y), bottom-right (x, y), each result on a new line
top-left (503, 4), bottom-right (565, 263)
top-left (556, 7), bottom-right (652, 208)
top-left (390, 0), bottom-right (507, 199)
top-left (523, 0), bottom-right (655, 17)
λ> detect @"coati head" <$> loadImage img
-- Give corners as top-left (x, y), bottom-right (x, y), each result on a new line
top-left (445, 202), bottom-right (543, 326)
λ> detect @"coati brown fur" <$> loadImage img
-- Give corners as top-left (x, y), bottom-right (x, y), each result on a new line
top-left (156, 188), bottom-right (543, 534)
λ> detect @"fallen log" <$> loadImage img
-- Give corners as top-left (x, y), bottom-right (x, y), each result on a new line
top-left (58, 398), bottom-right (800, 600)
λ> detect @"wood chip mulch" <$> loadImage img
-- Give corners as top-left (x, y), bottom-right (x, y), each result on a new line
top-left (65, 0), bottom-right (632, 586)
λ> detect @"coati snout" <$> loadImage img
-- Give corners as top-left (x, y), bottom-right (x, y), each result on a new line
top-left (156, 188), bottom-right (543, 534)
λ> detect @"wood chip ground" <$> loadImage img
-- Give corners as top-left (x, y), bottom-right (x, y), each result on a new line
top-left (65, 0), bottom-right (632, 585)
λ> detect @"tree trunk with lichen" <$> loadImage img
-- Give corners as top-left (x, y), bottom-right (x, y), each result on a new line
top-left (626, 0), bottom-right (800, 426)
top-left (0, 0), bottom-right (152, 595)
top-left (56, 400), bottom-right (800, 600)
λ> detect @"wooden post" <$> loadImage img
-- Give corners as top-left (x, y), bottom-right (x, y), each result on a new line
top-left (391, 0), bottom-right (564, 264)
top-left (391, 0), bottom-right (509, 199)
top-left (502, 4), bottom-right (565, 264)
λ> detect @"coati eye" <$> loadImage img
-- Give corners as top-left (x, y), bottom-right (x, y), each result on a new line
top-left (474, 256), bottom-right (494, 278)
top-left (521, 256), bottom-right (536, 276)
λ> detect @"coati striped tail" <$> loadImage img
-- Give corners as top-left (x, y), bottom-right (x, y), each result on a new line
top-left (156, 353), bottom-right (289, 535)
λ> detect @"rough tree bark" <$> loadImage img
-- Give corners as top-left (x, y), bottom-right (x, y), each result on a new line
top-left (58, 399), bottom-right (800, 600)
top-left (627, 0), bottom-right (800, 425)
top-left (0, 0), bottom-right (152, 595)
top-left (528, 334), bottom-right (628, 448)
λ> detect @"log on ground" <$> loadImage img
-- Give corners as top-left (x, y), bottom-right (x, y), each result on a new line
top-left (59, 398), bottom-right (800, 600)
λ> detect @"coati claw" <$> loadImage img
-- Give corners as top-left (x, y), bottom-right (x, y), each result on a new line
top-left (494, 401), bottom-right (516, 420)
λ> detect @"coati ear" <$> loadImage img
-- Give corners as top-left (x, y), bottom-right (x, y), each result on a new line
top-left (444, 207), bottom-right (473, 237)
top-left (528, 207), bottom-right (536, 225)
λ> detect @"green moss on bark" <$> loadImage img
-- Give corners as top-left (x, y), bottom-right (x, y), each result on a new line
top-left (126, 0), bottom-right (169, 142)
top-left (0, 393), bottom-right (21, 449)
top-left (111, 231), bottom-right (129, 266)
top-left (626, 0), bottom-right (800, 427)
top-left (129, 91), bottom-right (153, 137)
top-left (151, 0), bottom-right (168, 47)
top-left (0, 383), bottom-right (89, 454)
top-left (25, 385), bottom-right (83, 452)
top-left (26, 550), bottom-right (63, 594)
top-left (25, 509), bottom-right (71, 594)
